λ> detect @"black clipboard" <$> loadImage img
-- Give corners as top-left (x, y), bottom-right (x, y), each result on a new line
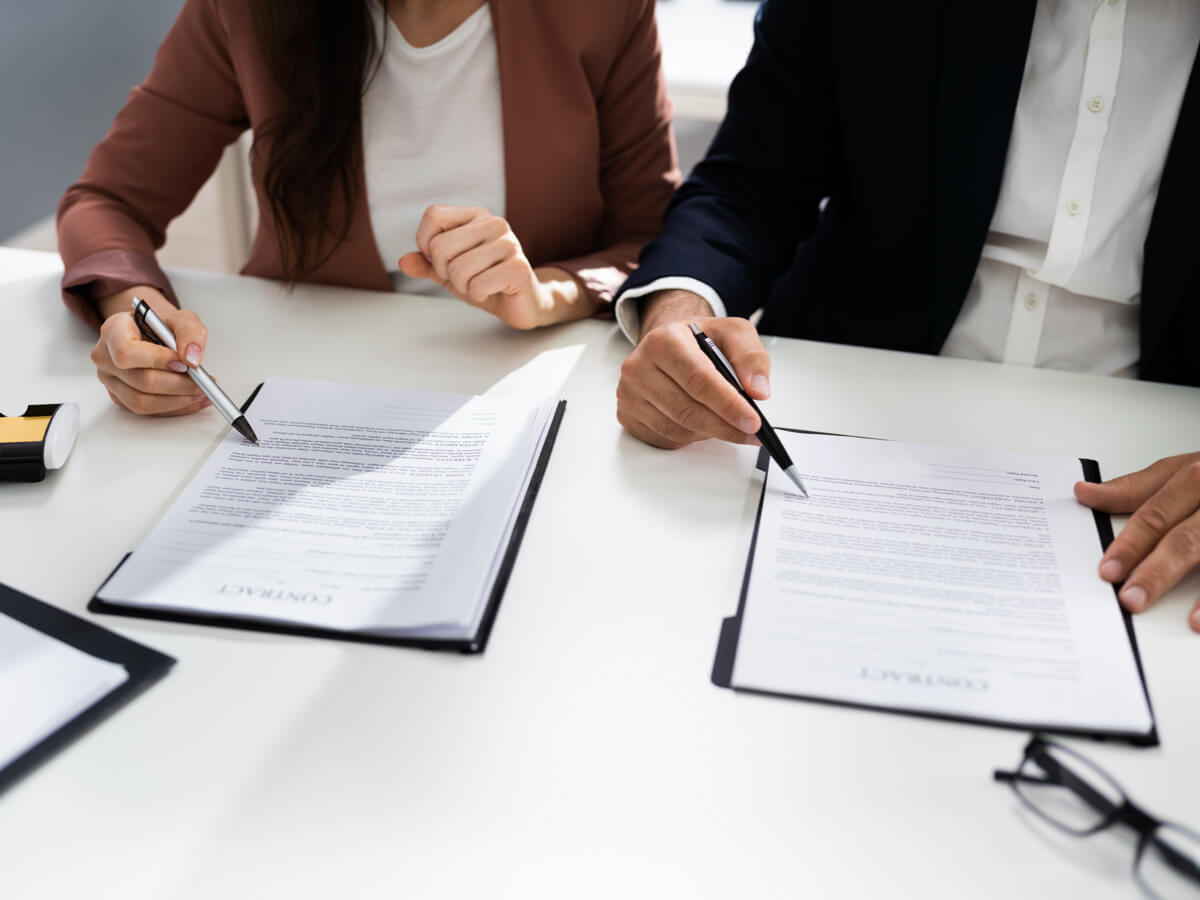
top-left (0, 583), bottom-right (175, 793)
top-left (712, 433), bottom-right (1159, 747)
top-left (89, 388), bottom-right (567, 655)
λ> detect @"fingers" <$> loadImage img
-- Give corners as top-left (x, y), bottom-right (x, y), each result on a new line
top-left (651, 320), bottom-right (762, 433)
top-left (445, 237), bottom-right (520, 298)
top-left (616, 397), bottom-right (704, 450)
top-left (426, 215), bottom-right (509, 284)
top-left (1073, 455), bottom-right (1185, 514)
top-left (92, 308), bottom-right (213, 416)
top-left (414, 205), bottom-right (489, 261)
top-left (465, 258), bottom-right (523, 304)
top-left (1096, 460), bottom-right (1200, 581)
top-left (1079, 455), bottom-right (1200, 632)
top-left (616, 317), bottom-right (769, 450)
top-left (1114, 508), bottom-right (1200, 614)
top-left (405, 207), bottom-right (547, 328)
top-left (97, 313), bottom-right (184, 373)
top-left (617, 367), bottom-right (759, 446)
top-left (1085, 455), bottom-right (1200, 620)
top-left (704, 317), bottom-right (773, 400)
top-left (100, 372), bottom-right (208, 416)
top-left (406, 206), bottom-right (534, 296)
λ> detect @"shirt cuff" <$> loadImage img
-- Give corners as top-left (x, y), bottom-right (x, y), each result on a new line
top-left (613, 276), bottom-right (729, 344)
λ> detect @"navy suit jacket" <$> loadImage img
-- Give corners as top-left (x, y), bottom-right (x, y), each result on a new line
top-left (623, 0), bottom-right (1200, 387)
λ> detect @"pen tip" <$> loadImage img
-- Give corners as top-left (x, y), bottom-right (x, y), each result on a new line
top-left (233, 416), bottom-right (259, 445)
top-left (783, 466), bottom-right (809, 498)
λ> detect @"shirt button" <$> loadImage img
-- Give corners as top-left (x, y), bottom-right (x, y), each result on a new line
top-left (1024, 293), bottom-right (1039, 311)
top-left (1067, 200), bottom-right (1081, 216)
top-left (1088, 96), bottom-right (1105, 113)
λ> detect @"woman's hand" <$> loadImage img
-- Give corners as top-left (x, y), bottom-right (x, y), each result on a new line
top-left (90, 286), bottom-right (212, 416)
top-left (397, 205), bottom-right (596, 329)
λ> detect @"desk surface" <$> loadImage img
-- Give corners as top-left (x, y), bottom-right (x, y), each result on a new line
top-left (1, 247), bottom-right (1197, 899)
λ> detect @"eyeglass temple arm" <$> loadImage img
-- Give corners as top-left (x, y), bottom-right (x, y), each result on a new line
top-left (1146, 829), bottom-right (1200, 883)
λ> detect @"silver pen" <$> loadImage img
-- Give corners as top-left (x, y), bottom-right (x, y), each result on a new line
top-left (131, 297), bottom-right (259, 444)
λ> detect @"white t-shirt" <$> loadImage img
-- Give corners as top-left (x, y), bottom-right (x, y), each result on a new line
top-left (360, 3), bottom-right (506, 295)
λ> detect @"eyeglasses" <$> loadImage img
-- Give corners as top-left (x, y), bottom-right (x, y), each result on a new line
top-left (994, 735), bottom-right (1200, 899)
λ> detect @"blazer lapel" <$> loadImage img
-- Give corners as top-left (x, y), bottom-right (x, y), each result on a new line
top-left (1140, 46), bottom-right (1200, 375)
top-left (931, 1), bottom-right (1037, 350)
top-left (486, 0), bottom-right (536, 256)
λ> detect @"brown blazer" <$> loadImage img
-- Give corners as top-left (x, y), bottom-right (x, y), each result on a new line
top-left (58, 0), bottom-right (679, 328)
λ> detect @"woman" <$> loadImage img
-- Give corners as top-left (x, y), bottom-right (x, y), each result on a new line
top-left (58, 0), bottom-right (678, 416)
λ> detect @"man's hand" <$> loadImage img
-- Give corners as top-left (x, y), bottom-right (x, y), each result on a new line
top-left (398, 205), bottom-right (595, 329)
top-left (91, 286), bottom-right (211, 417)
top-left (1075, 452), bottom-right (1200, 632)
top-left (616, 289), bottom-right (771, 449)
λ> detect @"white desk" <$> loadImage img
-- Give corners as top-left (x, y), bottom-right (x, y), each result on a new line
top-left (658, 0), bottom-right (758, 121)
top-left (1, 247), bottom-right (1197, 899)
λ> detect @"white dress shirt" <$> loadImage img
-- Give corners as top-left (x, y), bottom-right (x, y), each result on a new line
top-left (361, 3), bottom-right (506, 296)
top-left (618, 0), bottom-right (1200, 377)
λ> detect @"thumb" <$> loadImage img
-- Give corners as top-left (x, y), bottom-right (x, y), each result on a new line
top-left (1074, 458), bottom-right (1179, 514)
top-left (705, 317), bottom-right (772, 400)
top-left (398, 252), bottom-right (439, 282)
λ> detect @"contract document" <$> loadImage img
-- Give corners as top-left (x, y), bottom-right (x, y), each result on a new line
top-left (93, 378), bottom-right (564, 651)
top-left (717, 433), bottom-right (1155, 741)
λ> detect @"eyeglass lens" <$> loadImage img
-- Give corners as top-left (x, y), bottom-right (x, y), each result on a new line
top-left (1013, 742), bottom-right (1125, 834)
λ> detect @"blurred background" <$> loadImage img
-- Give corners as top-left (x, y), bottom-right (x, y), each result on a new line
top-left (1, 0), bottom-right (756, 274)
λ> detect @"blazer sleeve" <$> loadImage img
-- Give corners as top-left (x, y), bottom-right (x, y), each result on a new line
top-left (548, 0), bottom-right (680, 308)
top-left (56, 0), bottom-right (248, 329)
top-left (617, 0), bottom-right (841, 319)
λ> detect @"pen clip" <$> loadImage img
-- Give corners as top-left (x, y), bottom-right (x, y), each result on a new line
top-left (132, 299), bottom-right (164, 348)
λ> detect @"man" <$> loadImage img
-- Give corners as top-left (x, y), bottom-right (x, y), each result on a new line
top-left (615, 1), bottom-right (1200, 632)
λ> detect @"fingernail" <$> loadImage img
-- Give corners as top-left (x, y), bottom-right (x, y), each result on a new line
top-left (1099, 558), bottom-right (1124, 581)
top-left (167, 360), bottom-right (188, 373)
top-left (739, 416), bottom-right (758, 434)
top-left (185, 344), bottom-right (201, 366)
top-left (1120, 584), bottom-right (1148, 612)
top-left (751, 375), bottom-right (770, 398)
top-left (1190, 607), bottom-right (1200, 631)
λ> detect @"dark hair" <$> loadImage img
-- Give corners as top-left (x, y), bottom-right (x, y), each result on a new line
top-left (249, 1), bottom-right (386, 280)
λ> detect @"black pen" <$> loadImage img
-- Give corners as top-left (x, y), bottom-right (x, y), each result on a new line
top-left (132, 297), bottom-right (259, 444)
top-left (689, 322), bottom-right (808, 497)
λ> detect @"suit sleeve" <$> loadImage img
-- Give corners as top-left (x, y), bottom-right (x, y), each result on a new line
top-left (617, 0), bottom-right (841, 319)
top-left (56, 0), bottom-right (248, 329)
top-left (548, 0), bottom-right (681, 307)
